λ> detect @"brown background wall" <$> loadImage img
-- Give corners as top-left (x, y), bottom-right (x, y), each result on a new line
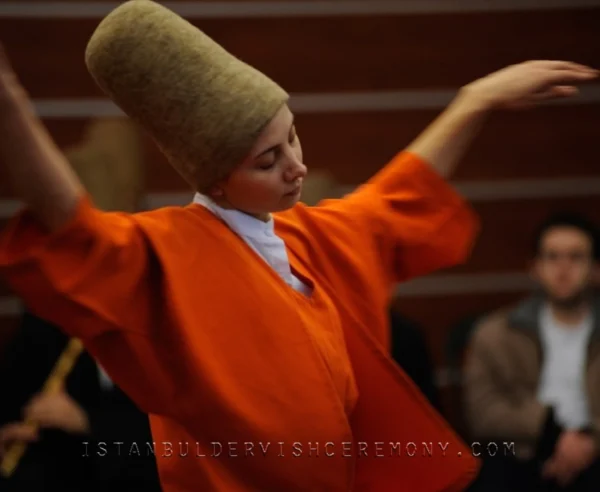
top-left (1, 0), bottom-right (599, 428)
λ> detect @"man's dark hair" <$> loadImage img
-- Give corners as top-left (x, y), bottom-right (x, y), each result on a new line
top-left (533, 211), bottom-right (599, 260)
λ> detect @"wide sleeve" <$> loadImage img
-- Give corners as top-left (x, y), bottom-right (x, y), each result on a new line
top-left (0, 196), bottom-right (183, 414)
top-left (288, 152), bottom-right (478, 286)
top-left (276, 151), bottom-right (479, 346)
top-left (0, 194), bottom-right (156, 341)
top-left (341, 151), bottom-right (479, 283)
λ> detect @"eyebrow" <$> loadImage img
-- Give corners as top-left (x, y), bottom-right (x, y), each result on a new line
top-left (254, 117), bottom-right (295, 159)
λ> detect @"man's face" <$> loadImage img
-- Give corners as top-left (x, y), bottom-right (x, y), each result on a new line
top-left (533, 226), bottom-right (596, 307)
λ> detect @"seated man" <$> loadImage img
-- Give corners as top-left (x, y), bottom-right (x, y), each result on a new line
top-left (464, 212), bottom-right (600, 491)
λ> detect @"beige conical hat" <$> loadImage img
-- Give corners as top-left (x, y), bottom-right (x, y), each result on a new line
top-left (85, 0), bottom-right (289, 194)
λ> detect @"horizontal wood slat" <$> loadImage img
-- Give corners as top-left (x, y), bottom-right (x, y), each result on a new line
top-left (1, 8), bottom-right (599, 97)
top-left (0, 103), bottom-right (598, 199)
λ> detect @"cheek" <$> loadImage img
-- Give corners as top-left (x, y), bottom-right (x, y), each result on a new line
top-left (231, 173), bottom-right (282, 201)
top-left (544, 264), bottom-right (588, 285)
top-left (574, 265), bottom-right (593, 283)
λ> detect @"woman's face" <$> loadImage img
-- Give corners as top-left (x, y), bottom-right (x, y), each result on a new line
top-left (209, 104), bottom-right (306, 221)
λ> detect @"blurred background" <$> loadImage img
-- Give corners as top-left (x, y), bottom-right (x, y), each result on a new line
top-left (0, 0), bottom-right (599, 479)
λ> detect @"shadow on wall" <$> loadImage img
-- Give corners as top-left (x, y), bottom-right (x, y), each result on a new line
top-left (65, 117), bottom-right (145, 213)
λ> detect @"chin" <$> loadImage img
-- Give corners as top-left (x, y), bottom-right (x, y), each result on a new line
top-left (546, 289), bottom-right (588, 309)
top-left (272, 203), bottom-right (295, 213)
top-left (280, 193), bottom-right (301, 206)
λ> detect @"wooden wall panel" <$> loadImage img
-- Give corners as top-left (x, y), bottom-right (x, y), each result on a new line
top-left (1, 8), bottom-right (599, 97)
top-left (448, 196), bottom-right (600, 274)
top-left (294, 105), bottom-right (600, 184)
top-left (1, 102), bottom-right (598, 199)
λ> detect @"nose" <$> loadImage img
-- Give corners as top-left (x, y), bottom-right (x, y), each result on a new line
top-left (283, 155), bottom-right (307, 183)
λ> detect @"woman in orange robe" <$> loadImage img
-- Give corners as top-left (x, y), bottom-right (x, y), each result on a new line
top-left (0, 1), bottom-right (596, 490)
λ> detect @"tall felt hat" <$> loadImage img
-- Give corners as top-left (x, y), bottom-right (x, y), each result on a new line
top-left (85, 0), bottom-right (289, 193)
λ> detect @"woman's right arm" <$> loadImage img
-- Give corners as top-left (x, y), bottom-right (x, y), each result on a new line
top-left (0, 47), bottom-right (189, 416)
top-left (0, 44), bottom-right (153, 342)
top-left (0, 45), bottom-right (85, 232)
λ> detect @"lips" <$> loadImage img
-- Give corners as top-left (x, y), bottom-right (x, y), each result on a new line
top-left (285, 186), bottom-right (301, 196)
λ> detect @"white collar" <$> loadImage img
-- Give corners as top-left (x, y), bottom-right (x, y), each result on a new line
top-left (192, 193), bottom-right (277, 241)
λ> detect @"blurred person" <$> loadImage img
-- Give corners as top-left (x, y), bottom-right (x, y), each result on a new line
top-left (0, 119), bottom-right (161, 491)
top-left (0, 311), bottom-right (162, 492)
top-left (0, 1), bottom-right (597, 490)
top-left (464, 212), bottom-right (600, 491)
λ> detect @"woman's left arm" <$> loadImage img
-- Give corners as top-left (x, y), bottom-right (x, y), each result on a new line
top-left (406, 60), bottom-right (598, 179)
top-left (347, 60), bottom-right (599, 282)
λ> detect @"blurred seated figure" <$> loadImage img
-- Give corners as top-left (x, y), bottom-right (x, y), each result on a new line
top-left (0, 311), bottom-right (161, 491)
top-left (389, 309), bottom-right (442, 412)
top-left (0, 118), bottom-right (161, 491)
top-left (464, 212), bottom-right (600, 492)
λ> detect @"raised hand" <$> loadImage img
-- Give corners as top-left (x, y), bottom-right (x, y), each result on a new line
top-left (463, 60), bottom-right (598, 110)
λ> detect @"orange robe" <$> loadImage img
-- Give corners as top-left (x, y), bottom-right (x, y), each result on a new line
top-left (0, 152), bottom-right (480, 491)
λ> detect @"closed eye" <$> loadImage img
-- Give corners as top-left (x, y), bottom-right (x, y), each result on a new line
top-left (258, 161), bottom-right (275, 170)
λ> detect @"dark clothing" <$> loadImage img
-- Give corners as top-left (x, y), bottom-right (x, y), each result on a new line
top-left (469, 451), bottom-right (600, 492)
top-left (0, 311), bottom-right (161, 492)
top-left (389, 310), bottom-right (442, 412)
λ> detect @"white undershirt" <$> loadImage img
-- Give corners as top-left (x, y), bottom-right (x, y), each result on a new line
top-left (537, 304), bottom-right (593, 429)
top-left (97, 364), bottom-right (113, 389)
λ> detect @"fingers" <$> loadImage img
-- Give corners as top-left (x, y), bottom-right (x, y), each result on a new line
top-left (556, 466), bottom-right (577, 487)
top-left (532, 85), bottom-right (579, 102)
top-left (542, 459), bottom-right (556, 479)
top-left (535, 61), bottom-right (598, 88)
top-left (0, 422), bottom-right (39, 456)
top-left (552, 462), bottom-right (571, 486)
top-left (548, 70), bottom-right (598, 84)
top-left (531, 60), bottom-right (598, 75)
